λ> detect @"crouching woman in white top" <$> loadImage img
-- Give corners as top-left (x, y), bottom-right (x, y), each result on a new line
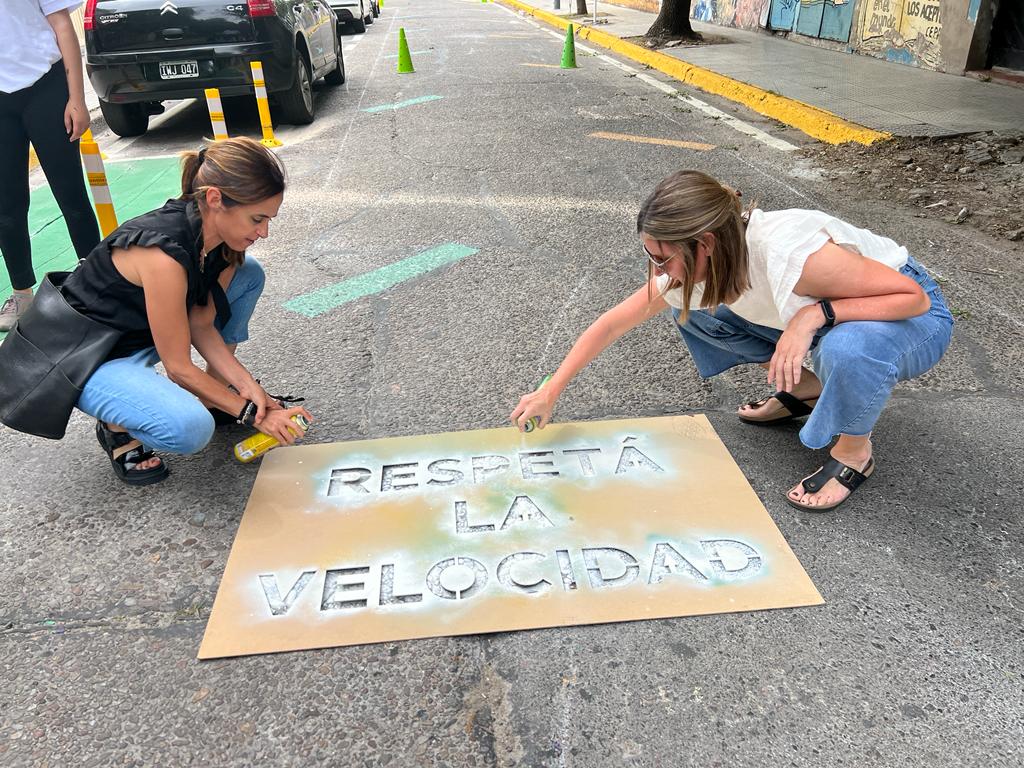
top-left (510, 170), bottom-right (954, 512)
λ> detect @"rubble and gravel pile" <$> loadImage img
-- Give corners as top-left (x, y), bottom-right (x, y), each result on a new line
top-left (806, 130), bottom-right (1024, 245)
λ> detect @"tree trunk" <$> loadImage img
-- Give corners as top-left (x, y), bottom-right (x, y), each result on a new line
top-left (575, 0), bottom-right (587, 15)
top-left (646, 0), bottom-right (699, 38)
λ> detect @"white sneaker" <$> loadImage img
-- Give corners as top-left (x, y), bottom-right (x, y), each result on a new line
top-left (0, 292), bottom-right (33, 332)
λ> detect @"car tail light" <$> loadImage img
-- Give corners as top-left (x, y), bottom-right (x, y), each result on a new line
top-left (248, 0), bottom-right (277, 16)
top-left (83, 0), bottom-right (98, 30)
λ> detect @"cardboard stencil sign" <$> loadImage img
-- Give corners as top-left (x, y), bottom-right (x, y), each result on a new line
top-left (199, 415), bottom-right (822, 659)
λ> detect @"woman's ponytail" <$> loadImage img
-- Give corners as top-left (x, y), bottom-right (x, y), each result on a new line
top-left (180, 147), bottom-right (205, 198)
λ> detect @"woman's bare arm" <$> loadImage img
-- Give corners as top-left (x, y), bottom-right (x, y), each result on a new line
top-left (132, 247), bottom-right (251, 415)
top-left (794, 240), bottom-right (930, 324)
top-left (45, 9), bottom-right (89, 141)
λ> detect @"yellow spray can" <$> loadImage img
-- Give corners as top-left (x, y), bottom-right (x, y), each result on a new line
top-left (233, 415), bottom-right (310, 463)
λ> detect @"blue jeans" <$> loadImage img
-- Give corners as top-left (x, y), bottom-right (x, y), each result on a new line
top-left (76, 257), bottom-right (266, 454)
top-left (674, 256), bottom-right (954, 449)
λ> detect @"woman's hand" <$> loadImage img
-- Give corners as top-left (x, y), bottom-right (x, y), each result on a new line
top-left (64, 98), bottom-right (90, 141)
top-left (510, 385), bottom-right (557, 432)
top-left (236, 380), bottom-right (270, 423)
top-left (769, 305), bottom-right (825, 393)
top-left (255, 406), bottom-right (314, 445)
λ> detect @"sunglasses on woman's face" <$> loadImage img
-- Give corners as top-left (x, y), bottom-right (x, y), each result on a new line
top-left (643, 241), bottom-right (674, 269)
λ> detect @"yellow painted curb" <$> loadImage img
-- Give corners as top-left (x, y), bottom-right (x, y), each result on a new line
top-left (28, 145), bottom-right (39, 172)
top-left (498, 0), bottom-right (890, 146)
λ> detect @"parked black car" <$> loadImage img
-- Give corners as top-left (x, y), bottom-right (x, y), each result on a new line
top-left (84, 0), bottom-right (346, 137)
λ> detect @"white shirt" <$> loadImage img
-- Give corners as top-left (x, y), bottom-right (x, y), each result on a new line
top-left (0, 0), bottom-right (82, 94)
top-left (657, 208), bottom-right (910, 330)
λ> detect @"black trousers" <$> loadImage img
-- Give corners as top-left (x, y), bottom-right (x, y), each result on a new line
top-left (0, 60), bottom-right (100, 291)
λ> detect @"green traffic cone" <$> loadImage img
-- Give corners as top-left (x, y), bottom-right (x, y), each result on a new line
top-left (561, 24), bottom-right (578, 69)
top-left (397, 28), bottom-right (414, 74)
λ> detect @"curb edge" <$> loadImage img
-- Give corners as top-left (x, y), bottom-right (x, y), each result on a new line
top-left (498, 0), bottom-right (891, 146)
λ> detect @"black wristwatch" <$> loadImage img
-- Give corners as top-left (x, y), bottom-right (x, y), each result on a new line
top-left (818, 299), bottom-right (836, 328)
top-left (237, 400), bottom-right (257, 427)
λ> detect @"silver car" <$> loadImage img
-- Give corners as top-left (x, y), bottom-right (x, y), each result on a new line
top-left (331, 0), bottom-right (376, 33)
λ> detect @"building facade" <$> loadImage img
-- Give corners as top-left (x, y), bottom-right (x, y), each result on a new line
top-left (617, 0), bottom-right (1022, 76)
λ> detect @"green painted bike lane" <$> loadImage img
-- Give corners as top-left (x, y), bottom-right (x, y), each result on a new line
top-left (3, 155), bottom-right (481, 337)
top-left (1, 156), bottom-right (183, 299)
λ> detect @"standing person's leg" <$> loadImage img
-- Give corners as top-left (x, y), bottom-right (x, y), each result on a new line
top-left (77, 348), bottom-right (216, 484)
top-left (0, 86), bottom-right (35, 331)
top-left (24, 63), bottom-right (101, 262)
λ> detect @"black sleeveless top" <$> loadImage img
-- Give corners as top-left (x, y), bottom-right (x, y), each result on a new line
top-left (63, 198), bottom-right (233, 361)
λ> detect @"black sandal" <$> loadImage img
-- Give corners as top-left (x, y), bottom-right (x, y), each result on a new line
top-left (738, 391), bottom-right (819, 426)
top-left (786, 457), bottom-right (875, 512)
top-left (95, 420), bottom-right (170, 486)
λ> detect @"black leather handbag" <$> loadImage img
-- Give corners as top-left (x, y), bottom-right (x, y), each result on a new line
top-left (0, 272), bottom-right (121, 439)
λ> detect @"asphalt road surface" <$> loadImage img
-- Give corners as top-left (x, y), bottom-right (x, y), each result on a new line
top-left (2, 0), bottom-right (1022, 765)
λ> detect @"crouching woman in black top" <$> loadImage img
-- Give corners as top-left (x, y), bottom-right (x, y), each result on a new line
top-left (65, 137), bottom-right (312, 485)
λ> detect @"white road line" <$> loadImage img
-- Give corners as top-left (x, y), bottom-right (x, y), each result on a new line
top-left (101, 152), bottom-right (189, 163)
top-left (598, 53), bottom-right (636, 72)
top-left (675, 93), bottom-right (798, 151)
top-left (288, 188), bottom-right (635, 216)
top-left (636, 72), bottom-right (677, 95)
top-left (304, 1), bottom-right (399, 232)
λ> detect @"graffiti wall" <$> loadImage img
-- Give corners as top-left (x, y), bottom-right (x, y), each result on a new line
top-left (860, 0), bottom-right (942, 68)
top-left (680, 0), bottom-right (984, 74)
top-left (691, 0), bottom-right (772, 31)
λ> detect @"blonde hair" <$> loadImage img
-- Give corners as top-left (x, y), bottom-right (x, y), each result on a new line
top-left (180, 137), bottom-right (286, 265)
top-left (636, 170), bottom-right (751, 322)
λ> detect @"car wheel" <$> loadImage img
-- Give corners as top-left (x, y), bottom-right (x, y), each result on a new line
top-left (98, 99), bottom-right (149, 137)
top-left (325, 37), bottom-right (346, 85)
top-left (351, 3), bottom-right (367, 32)
top-left (366, 6), bottom-right (374, 23)
top-left (276, 52), bottom-right (315, 125)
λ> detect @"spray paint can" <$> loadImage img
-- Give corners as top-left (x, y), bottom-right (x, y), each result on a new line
top-left (233, 414), bottom-right (310, 463)
top-left (523, 374), bottom-right (552, 433)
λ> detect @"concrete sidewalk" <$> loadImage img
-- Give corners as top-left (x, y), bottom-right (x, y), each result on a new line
top-left (510, 0), bottom-right (1024, 137)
